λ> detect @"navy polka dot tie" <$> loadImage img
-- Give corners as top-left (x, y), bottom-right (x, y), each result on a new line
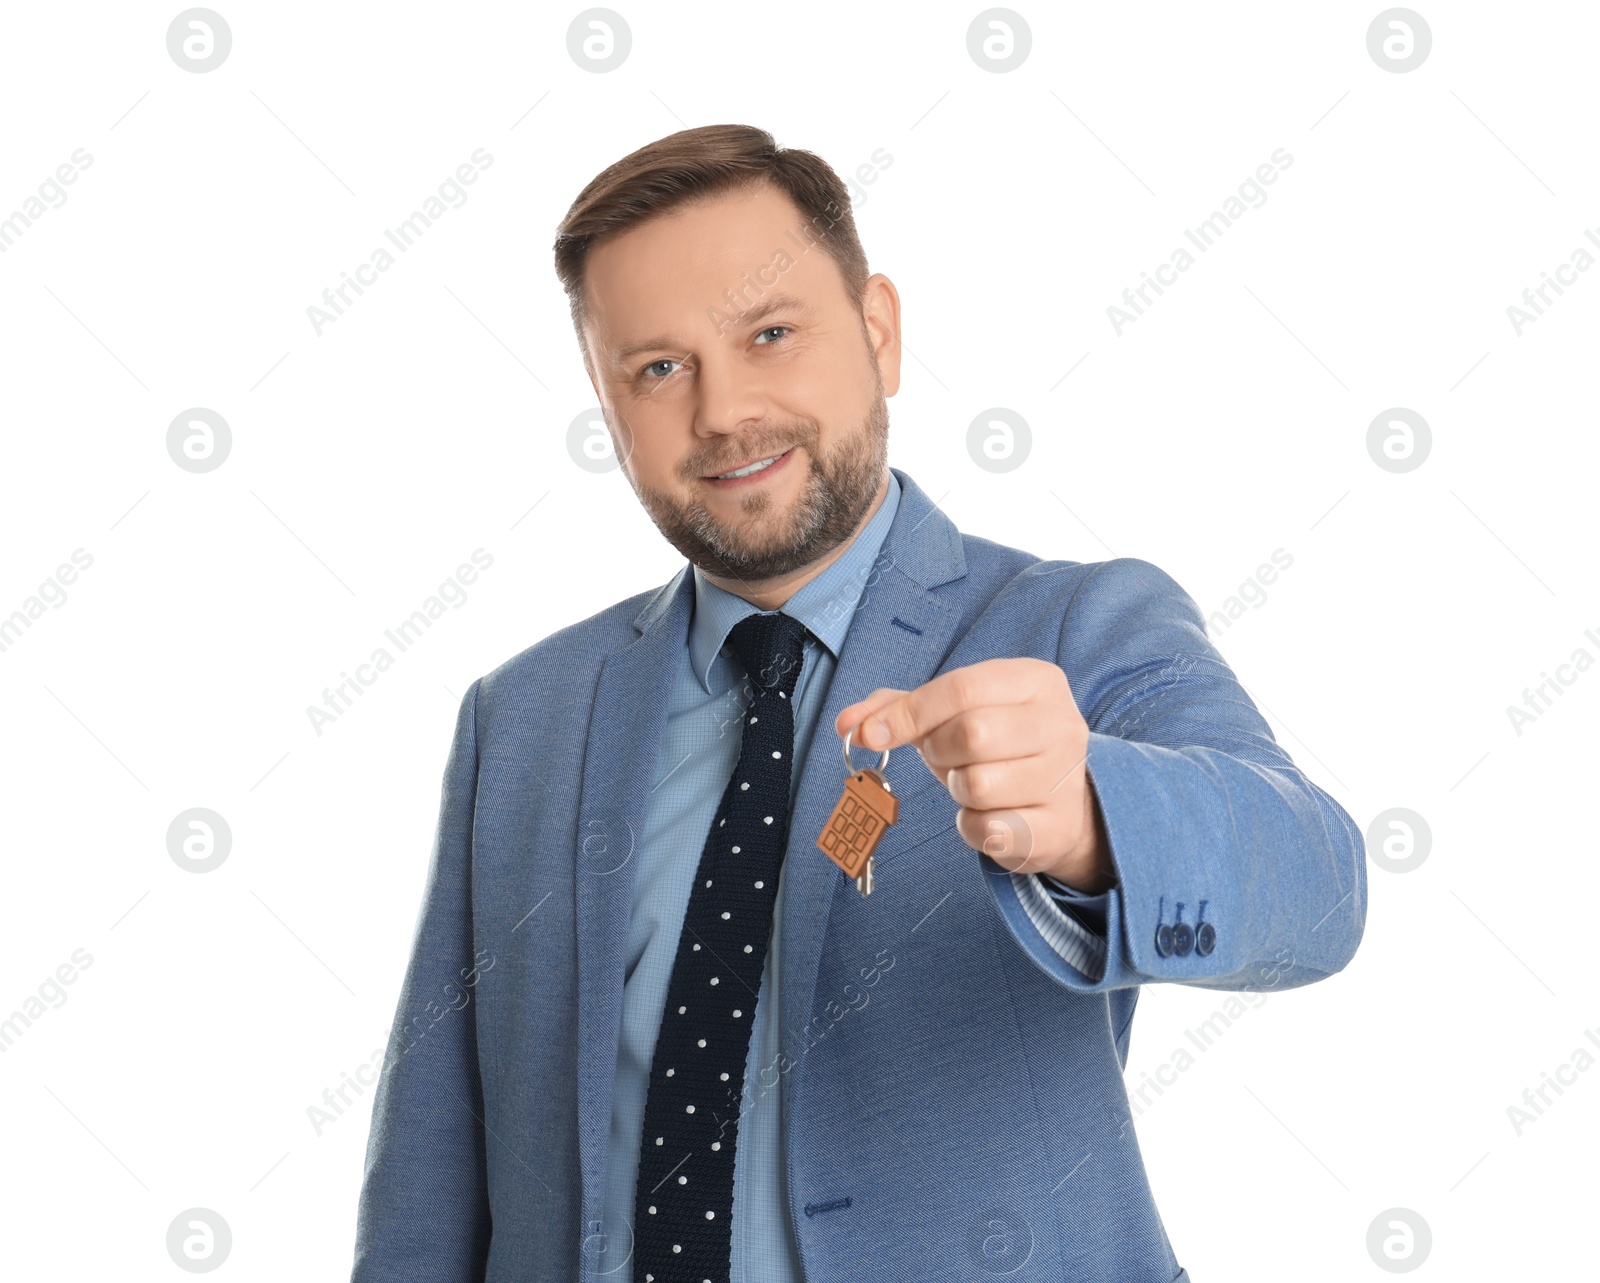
top-left (633, 609), bottom-right (810, 1282)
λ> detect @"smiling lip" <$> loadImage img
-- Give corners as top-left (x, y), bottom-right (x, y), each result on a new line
top-left (703, 447), bottom-right (794, 486)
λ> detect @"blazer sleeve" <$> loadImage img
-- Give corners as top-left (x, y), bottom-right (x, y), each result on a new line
top-left (982, 557), bottom-right (1367, 994)
top-left (350, 678), bottom-right (492, 1282)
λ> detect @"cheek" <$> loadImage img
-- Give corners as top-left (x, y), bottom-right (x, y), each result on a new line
top-left (609, 408), bottom-right (677, 483)
top-left (784, 362), bottom-right (871, 427)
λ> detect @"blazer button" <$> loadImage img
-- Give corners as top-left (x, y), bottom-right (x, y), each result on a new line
top-left (1172, 922), bottom-right (1194, 956)
top-left (1195, 921), bottom-right (1216, 956)
top-left (1154, 923), bottom-right (1174, 957)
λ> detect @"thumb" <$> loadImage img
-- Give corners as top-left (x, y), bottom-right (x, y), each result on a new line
top-left (834, 687), bottom-right (908, 747)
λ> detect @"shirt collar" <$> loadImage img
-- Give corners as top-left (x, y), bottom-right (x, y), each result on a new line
top-left (688, 469), bottom-right (902, 694)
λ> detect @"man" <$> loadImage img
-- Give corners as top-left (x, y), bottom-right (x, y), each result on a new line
top-left (349, 124), bottom-right (1366, 1283)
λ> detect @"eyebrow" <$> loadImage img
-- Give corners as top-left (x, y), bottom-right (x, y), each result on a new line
top-left (610, 291), bottom-right (816, 367)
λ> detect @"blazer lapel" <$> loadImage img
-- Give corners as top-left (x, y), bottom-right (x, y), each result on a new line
top-left (573, 564), bottom-right (694, 1252)
top-left (776, 470), bottom-right (969, 1130)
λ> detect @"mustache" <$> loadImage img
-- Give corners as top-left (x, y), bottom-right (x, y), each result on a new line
top-left (690, 432), bottom-right (815, 477)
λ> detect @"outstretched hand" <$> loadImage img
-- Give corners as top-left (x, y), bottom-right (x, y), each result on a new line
top-left (836, 657), bottom-right (1115, 893)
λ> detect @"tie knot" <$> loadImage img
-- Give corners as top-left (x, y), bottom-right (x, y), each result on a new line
top-left (725, 610), bottom-right (809, 698)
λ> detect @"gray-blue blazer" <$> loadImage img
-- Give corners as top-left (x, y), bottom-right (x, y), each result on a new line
top-left (350, 466), bottom-right (1366, 1282)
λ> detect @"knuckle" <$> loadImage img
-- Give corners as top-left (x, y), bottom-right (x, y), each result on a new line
top-left (947, 667), bottom-right (979, 708)
top-left (953, 713), bottom-right (986, 757)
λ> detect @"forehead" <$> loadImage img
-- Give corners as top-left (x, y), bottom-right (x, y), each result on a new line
top-left (583, 182), bottom-right (845, 361)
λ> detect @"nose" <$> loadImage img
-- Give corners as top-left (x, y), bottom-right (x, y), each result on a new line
top-left (693, 350), bottom-right (773, 451)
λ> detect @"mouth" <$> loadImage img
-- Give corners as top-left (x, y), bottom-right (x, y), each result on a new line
top-left (703, 447), bottom-right (795, 487)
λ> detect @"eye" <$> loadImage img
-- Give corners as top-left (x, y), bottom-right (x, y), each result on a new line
top-left (640, 358), bottom-right (681, 381)
top-left (754, 325), bottom-right (790, 345)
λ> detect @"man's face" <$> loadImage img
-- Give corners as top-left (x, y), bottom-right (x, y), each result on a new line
top-left (581, 182), bottom-right (901, 586)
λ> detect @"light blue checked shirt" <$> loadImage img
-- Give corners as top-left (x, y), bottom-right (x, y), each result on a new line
top-left (603, 470), bottom-right (1110, 1280)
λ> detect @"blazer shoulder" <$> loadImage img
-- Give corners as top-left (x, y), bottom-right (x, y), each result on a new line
top-left (953, 544), bottom-right (1218, 700)
top-left (958, 533), bottom-right (1196, 623)
top-left (1050, 555), bottom-right (1209, 635)
top-left (474, 582), bottom-right (663, 708)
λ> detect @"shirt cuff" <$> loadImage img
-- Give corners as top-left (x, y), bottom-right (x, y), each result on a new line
top-left (1037, 872), bottom-right (1111, 936)
top-left (1009, 872), bottom-right (1108, 982)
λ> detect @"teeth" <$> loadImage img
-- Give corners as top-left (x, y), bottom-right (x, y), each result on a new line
top-left (717, 452), bottom-right (782, 479)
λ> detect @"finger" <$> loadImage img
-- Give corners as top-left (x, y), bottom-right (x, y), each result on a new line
top-left (954, 804), bottom-right (1056, 874)
top-left (838, 658), bottom-right (1039, 751)
top-left (916, 704), bottom-right (1050, 772)
top-left (939, 752), bottom-right (1060, 812)
top-left (833, 687), bottom-right (907, 743)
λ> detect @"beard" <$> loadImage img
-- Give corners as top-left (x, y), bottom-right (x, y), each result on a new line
top-left (623, 390), bottom-right (889, 585)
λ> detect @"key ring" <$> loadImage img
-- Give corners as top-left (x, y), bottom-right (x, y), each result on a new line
top-left (842, 724), bottom-right (892, 776)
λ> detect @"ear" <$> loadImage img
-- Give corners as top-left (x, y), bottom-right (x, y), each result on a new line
top-left (860, 273), bottom-right (902, 398)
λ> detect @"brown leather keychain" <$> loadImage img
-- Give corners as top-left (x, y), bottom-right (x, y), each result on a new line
top-left (816, 725), bottom-right (898, 896)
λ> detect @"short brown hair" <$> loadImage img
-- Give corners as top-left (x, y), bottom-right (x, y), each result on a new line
top-left (553, 124), bottom-right (871, 364)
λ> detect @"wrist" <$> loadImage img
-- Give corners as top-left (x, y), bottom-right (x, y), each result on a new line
top-left (1042, 783), bottom-right (1116, 893)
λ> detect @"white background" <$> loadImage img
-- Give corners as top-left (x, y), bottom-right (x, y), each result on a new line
top-left (1, 1), bottom-right (1595, 1278)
